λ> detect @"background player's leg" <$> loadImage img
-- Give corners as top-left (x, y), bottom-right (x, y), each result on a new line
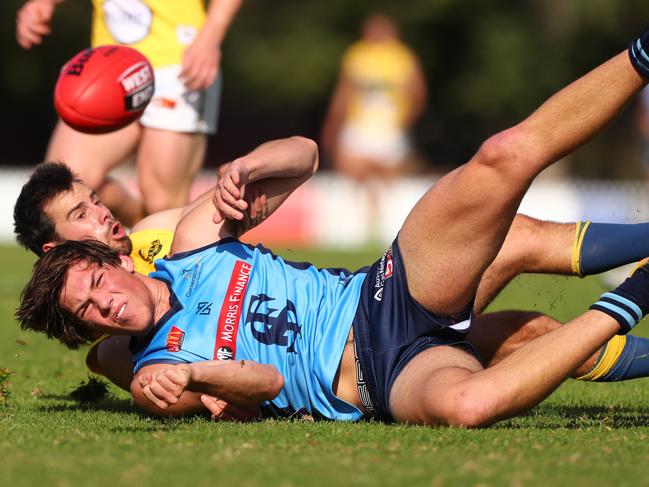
top-left (136, 128), bottom-right (206, 215)
top-left (398, 52), bottom-right (645, 315)
top-left (469, 311), bottom-right (598, 377)
top-left (46, 120), bottom-right (144, 226)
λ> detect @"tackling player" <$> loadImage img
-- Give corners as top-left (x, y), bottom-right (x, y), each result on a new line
top-left (16, 30), bottom-right (649, 425)
top-left (14, 136), bottom-right (314, 390)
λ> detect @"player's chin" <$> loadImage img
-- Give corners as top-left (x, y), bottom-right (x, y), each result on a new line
top-left (111, 236), bottom-right (133, 255)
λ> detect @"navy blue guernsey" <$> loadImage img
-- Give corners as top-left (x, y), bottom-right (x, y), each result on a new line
top-left (131, 238), bottom-right (367, 421)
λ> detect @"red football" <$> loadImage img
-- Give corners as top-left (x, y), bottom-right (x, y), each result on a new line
top-left (54, 45), bottom-right (155, 134)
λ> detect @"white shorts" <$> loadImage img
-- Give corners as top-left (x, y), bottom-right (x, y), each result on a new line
top-left (139, 64), bottom-right (221, 134)
top-left (338, 123), bottom-right (410, 167)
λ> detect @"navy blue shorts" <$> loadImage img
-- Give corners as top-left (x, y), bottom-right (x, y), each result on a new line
top-left (352, 237), bottom-right (476, 422)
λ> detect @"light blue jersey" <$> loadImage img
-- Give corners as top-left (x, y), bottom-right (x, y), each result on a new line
top-left (131, 238), bottom-right (368, 421)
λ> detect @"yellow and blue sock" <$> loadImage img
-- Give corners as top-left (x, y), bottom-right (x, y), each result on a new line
top-left (572, 221), bottom-right (649, 277)
top-left (578, 335), bottom-right (649, 382)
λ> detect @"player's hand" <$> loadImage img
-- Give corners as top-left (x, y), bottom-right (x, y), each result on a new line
top-left (200, 394), bottom-right (262, 422)
top-left (213, 160), bottom-right (250, 223)
top-left (180, 30), bottom-right (221, 91)
top-left (137, 364), bottom-right (192, 409)
top-left (16, 0), bottom-right (58, 49)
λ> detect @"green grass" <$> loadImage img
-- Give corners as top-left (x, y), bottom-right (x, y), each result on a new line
top-left (2, 244), bottom-right (649, 486)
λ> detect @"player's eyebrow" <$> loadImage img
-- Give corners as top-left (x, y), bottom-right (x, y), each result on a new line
top-left (74, 268), bottom-right (98, 317)
top-left (66, 201), bottom-right (88, 220)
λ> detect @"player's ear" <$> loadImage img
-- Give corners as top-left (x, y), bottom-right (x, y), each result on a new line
top-left (119, 255), bottom-right (135, 273)
top-left (41, 241), bottom-right (57, 253)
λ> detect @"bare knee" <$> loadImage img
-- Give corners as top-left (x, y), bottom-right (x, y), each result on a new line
top-left (441, 388), bottom-right (498, 428)
top-left (473, 125), bottom-right (546, 180)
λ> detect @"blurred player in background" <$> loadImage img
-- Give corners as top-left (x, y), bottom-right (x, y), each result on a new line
top-left (16, 0), bottom-right (243, 227)
top-left (321, 13), bottom-right (427, 242)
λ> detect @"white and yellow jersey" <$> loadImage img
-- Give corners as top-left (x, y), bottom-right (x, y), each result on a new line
top-left (91, 0), bottom-right (206, 68)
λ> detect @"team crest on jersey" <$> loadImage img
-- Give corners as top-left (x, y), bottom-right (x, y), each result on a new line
top-left (138, 239), bottom-right (163, 264)
top-left (166, 325), bottom-right (185, 352)
top-left (245, 294), bottom-right (301, 353)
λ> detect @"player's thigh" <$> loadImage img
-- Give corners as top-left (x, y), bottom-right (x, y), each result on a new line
top-left (397, 157), bottom-right (533, 314)
top-left (389, 344), bottom-right (483, 425)
top-left (467, 311), bottom-right (559, 367)
top-left (138, 128), bottom-right (205, 187)
top-left (46, 120), bottom-right (141, 188)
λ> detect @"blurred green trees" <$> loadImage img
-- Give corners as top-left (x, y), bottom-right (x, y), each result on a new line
top-left (2, 0), bottom-right (648, 177)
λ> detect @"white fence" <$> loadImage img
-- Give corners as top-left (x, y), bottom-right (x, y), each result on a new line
top-left (2, 167), bottom-right (649, 247)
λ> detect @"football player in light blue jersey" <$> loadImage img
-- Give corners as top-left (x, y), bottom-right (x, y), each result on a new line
top-left (19, 32), bottom-right (649, 426)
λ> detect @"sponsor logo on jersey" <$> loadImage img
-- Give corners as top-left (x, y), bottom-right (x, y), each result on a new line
top-left (196, 302), bottom-right (212, 315)
top-left (215, 346), bottom-right (234, 361)
top-left (183, 259), bottom-right (204, 298)
top-left (166, 325), bottom-right (185, 352)
top-left (246, 294), bottom-right (301, 353)
top-left (213, 261), bottom-right (253, 360)
top-left (138, 239), bottom-right (163, 264)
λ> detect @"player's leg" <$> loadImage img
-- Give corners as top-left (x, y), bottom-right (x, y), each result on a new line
top-left (85, 335), bottom-right (133, 391)
top-left (475, 215), bottom-right (649, 312)
top-left (136, 128), bottom-right (206, 214)
top-left (46, 120), bottom-right (145, 226)
top-left (469, 311), bottom-right (598, 377)
top-left (472, 310), bottom-right (649, 383)
top-left (391, 259), bottom-right (649, 426)
top-left (390, 310), bottom-right (619, 427)
top-left (398, 51), bottom-right (645, 315)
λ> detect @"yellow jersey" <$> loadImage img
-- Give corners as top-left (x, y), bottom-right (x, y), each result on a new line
top-left (128, 228), bottom-right (174, 275)
top-left (342, 39), bottom-right (418, 130)
top-left (91, 0), bottom-right (206, 68)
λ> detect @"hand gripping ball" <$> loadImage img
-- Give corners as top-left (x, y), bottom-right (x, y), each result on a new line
top-left (54, 45), bottom-right (155, 134)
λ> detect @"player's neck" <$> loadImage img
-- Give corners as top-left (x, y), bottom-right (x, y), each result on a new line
top-left (143, 275), bottom-right (172, 323)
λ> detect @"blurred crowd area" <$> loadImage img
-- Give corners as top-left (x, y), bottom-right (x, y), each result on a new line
top-left (2, 0), bottom-right (649, 180)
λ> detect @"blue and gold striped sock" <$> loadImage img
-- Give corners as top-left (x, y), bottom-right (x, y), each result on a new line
top-left (572, 221), bottom-right (649, 277)
top-left (578, 335), bottom-right (649, 382)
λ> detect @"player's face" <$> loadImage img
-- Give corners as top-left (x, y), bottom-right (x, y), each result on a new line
top-left (42, 183), bottom-right (132, 254)
top-left (60, 260), bottom-right (155, 335)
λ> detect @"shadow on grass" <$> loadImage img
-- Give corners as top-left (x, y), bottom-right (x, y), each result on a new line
top-left (36, 394), bottom-right (134, 414)
top-left (496, 404), bottom-right (649, 429)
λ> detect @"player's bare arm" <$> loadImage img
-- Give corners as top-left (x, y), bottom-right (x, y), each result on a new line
top-left (171, 136), bottom-right (318, 254)
top-left (132, 360), bottom-right (284, 416)
top-left (181, 0), bottom-right (243, 90)
top-left (15, 0), bottom-right (62, 49)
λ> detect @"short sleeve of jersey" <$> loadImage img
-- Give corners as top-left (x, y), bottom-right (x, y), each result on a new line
top-left (129, 229), bottom-right (174, 276)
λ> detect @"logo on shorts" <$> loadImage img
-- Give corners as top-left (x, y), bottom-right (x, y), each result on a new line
top-left (166, 325), bottom-right (185, 352)
top-left (373, 246), bottom-right (394, 301)
top-left (384, 249), bottom-right (394, 279)
top-left (153, 97), bottom-right (177, 109)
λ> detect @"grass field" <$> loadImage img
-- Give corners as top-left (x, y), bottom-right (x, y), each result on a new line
top-left (2, 244), bottom-right (649, 486)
